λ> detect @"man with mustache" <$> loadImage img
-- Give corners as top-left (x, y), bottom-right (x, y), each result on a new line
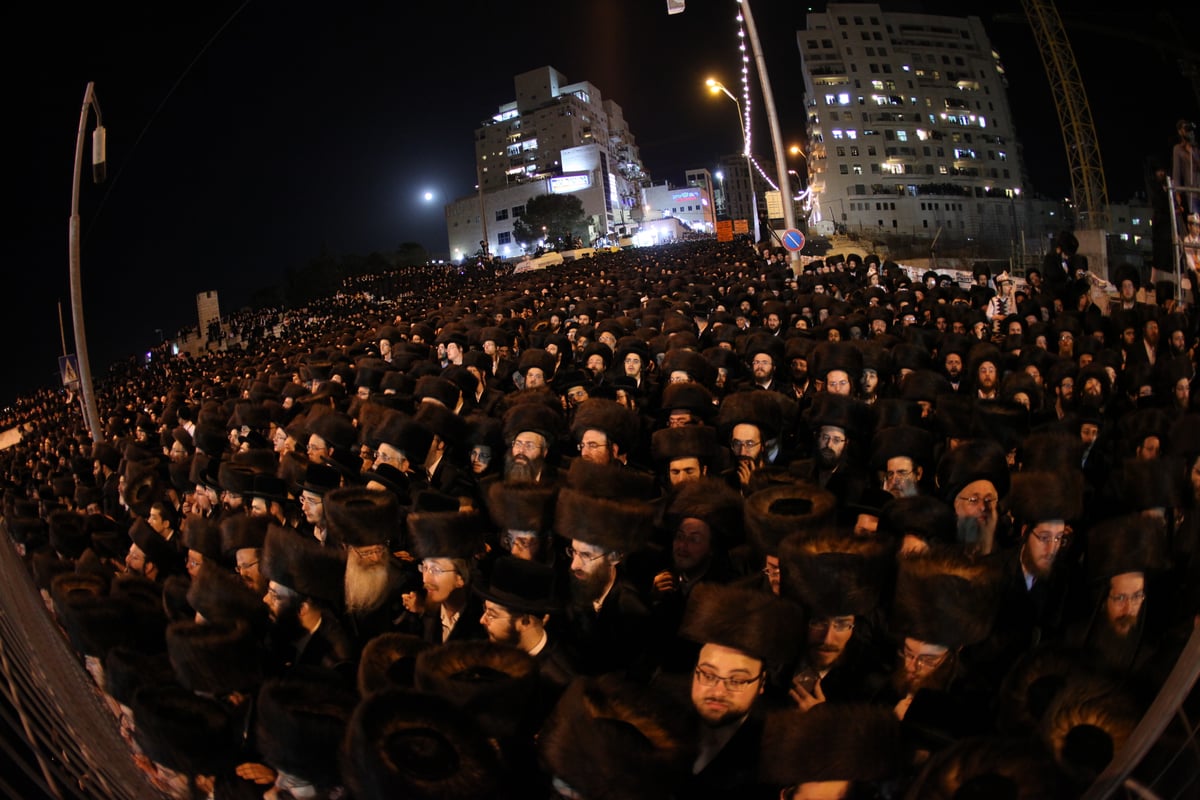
top-left (555, 480), bottom-right (655, 679)
top-left (1068, 513), bottom-right (1164, 685)
top-left (779, 532), bottom-right (891, 711)
top-left (882, 550), bottom-right (1001, 747)
top-left (499, 400), bottom-right (564, 486)
top-left (982, 468), bottom-right (1083, 688)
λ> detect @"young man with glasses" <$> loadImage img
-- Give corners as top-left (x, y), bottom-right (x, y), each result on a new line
top-left (780, 532), bottom-right (892, 712)
top-left (677, 582), bottom-right (798, 798)
top-left (406, 506), bottom-right (487, 645)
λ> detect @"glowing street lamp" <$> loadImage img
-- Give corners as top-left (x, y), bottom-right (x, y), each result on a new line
top-left (706, 77), bottom-right (759, 243)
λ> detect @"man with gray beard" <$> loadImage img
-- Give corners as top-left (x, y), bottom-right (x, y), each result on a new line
top-left (322, 486), bottom-right (414, 651)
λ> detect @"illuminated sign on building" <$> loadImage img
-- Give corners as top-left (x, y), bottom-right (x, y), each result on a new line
top-left (550, 173), bottom-right (591, 193)
top-left (671, 190), bottom-right (701, 202)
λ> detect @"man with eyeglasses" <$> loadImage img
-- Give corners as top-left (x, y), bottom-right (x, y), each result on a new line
top-left (555, 485), bottom-right (655, 678)
top-left (474, 555), bottom-right (579, 690)
top-left (497, 400), bottom-right (565, 489)
top-left (937, 437), bottom-right (1010, 556)
top-left (1067, 513), bottom-right (1162, 683)
top-left (406, 506), bottom-right (487, 645)
top-left (780, 532), bottom-right (891, 712)
top-left (569, 397), bottom-right (639, 468)
top-left (295, 462), bottom-right (341, 547)
top-left (323, 486), bottom-right (414, 650)
top-left (983, 469), bottom-right (1083, 688)
top-left (884, 551), bottom-right (1000, 744)
top-left (792, 393), bottom-right (870, 512)
top-left (677, 582), bottom-right (798, 797)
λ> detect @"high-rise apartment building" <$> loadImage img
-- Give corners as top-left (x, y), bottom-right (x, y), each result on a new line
top-left (797, 3), bottom-right (1026, 249)
top-left (447, 66), bottom-right (651, 261)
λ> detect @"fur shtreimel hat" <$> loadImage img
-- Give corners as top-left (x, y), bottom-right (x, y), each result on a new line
top-left (716, 389), bottom-right (786, 441)
top-left (501, 396), bottom-right (564, 447)
top-left (414, 641), bottom-right (541, 741)
top-left (1086, 512), bottom-right (1169, 585)
top-left (407, 510), bottom-right (486, 562)
top-left (1005, 469), bottom-right (1084, 527)
top-left (342, 688), bottom-right (503, 800)
top-left (130, 684), bottom-right (237, 776)
top-left (180, 514), bottom-right (222, 562)
top-left (305, 409), bottom-right (357, 452)
top-left (779, 532), bottom-right (893, 619)
top-left (357, 633), bottom-right (432, 697)
top-left (185, 561), bottom-right (269, 633)
top-left (323, 486), bottom-right (400, 548)
top-left (935, 437), bottom-right (1011, 504)
top-left (744, 481), bottom-right (837, 556)
top-left (1041, 674), bottom-right (1140, 788)
top-left (570, 398), bottom-right (640, 455)
top-left (563, 458), bottom-right (658, 501)
top-left (218, 513), bottom-right (270, 558)
top-left (869, 424), bottom-right (935, 471)
top-left (650, 425), bottom-right (718, 466)
top-left (554, 486), bottom-right (654, 555)
top-left (758, 703), bottom-right (908, 787)
top-left (254, 673), bottom-right (358, 790)
top-left (538, 674), bottom-right (697, 800)
top-left (879, 495), bottom-right (957, 547)
top-left (261, 525), bottom-right (346, 606)
top-left (678, 582), bottom-right (802, 668)
top-left (892, 550), bottom-right (1002, 649)
top-left (486, 481), bottom-right (557, 533)
top-left (664, 477), bottom-right (744, 549)
top-left (905, 735), bottom-right (1066, 799)
top-left (166, 618), bottom-right (264, 696)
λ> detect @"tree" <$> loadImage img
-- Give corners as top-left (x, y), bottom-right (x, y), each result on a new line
top-left (512, 193), bottom-right (588, 250)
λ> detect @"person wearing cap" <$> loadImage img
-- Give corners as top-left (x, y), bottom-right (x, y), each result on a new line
top-left (986, 271), bottom-right (1018, 325)
top-left (475, 555), bottom-right (579, 689)
top-left (740, 333), bottom-right (789, 395)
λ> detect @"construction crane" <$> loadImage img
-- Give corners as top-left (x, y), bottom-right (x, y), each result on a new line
top-left (1019, 0), bottom-right (1110, 230)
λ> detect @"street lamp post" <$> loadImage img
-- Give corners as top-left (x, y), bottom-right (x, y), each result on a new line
top-left (707, 78), bottom-right (760, 244)
top-left (68, 81), bottom-right (106, 444)
top-left (737, 0), bottom-right (800, 272)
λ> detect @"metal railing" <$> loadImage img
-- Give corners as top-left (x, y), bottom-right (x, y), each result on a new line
top-left (0, 523), bottom-right (163, 800)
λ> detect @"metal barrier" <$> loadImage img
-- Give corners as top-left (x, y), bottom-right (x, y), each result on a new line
top-left (0, 524), bottom-right (163, 800)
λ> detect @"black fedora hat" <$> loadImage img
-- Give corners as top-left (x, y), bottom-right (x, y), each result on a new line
top-left (473, 556), bottom-right (558, 615)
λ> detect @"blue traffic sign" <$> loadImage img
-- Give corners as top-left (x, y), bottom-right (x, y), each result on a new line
top-left (782, 229), bottom-right (805, 251)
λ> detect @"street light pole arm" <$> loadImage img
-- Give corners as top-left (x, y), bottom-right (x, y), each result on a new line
top-left (69, 81), bottom-right (105, 444)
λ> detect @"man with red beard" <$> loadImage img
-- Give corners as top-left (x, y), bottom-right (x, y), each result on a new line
top-left (966, 343), bottom-right (1003, 400)
top-left (322, 486), bottom-right (414, 651)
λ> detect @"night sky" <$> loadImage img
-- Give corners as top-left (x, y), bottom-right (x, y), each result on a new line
top-left (10, 1), bottom-right (1197, 410)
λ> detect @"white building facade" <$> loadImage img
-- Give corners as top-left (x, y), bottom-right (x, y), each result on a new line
top-left (797, 3), bottom-right (1027, 249)
top-left (446, 66), bottom-right (651, 262)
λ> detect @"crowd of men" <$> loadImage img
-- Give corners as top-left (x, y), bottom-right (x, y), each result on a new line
top-left (2, 237), bottom-right (1200, 799)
